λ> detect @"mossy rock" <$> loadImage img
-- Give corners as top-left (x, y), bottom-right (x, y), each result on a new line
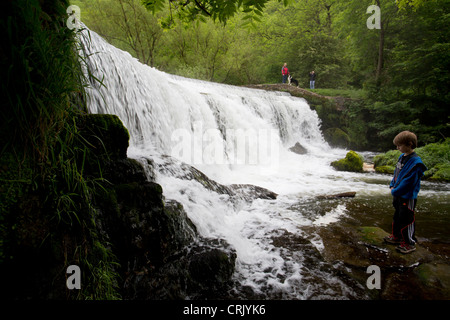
top-left (331, 150), bottom-right (364, 172)
top-left (375, 165), bottom-right (395, 174)
top-left (358, 226), bottom-right (389, 245)
top-left (324, 127), bottom-right (350, 148)
top-left (78, 114), bottom-right (130, 160)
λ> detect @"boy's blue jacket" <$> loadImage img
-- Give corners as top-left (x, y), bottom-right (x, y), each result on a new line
top-left (390, 153), bottom-right (427, 199)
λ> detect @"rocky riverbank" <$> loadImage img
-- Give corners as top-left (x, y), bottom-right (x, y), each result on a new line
top-left (311, 223), bottom-right (450, 299)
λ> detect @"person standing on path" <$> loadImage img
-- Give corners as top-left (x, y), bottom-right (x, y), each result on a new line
top-left (309, 70), bottom-right (316, 89)
top-left (282, 63), bottom-right (289, 84)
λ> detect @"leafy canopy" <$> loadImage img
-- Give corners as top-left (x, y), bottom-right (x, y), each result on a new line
top-left (141, 0), bottom-right (292, 27)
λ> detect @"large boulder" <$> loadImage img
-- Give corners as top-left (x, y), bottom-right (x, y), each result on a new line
top-left (84, 114), bottom-right (237, 299)
top-left (289, 142), bottom-right (308, 155)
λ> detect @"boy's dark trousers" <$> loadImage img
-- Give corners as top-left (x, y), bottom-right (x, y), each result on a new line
top-left (392, 197), bottom-right (417, 245)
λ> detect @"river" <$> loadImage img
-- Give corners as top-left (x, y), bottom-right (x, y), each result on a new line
top-left (80, 27), bottom-right (450, 300)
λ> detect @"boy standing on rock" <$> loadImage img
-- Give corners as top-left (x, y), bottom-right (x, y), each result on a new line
top-left (384, 131), bottom-right (427, 254)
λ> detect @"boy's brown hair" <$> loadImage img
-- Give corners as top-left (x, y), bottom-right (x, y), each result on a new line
top-left (393, 131), bottom-right (418, 149)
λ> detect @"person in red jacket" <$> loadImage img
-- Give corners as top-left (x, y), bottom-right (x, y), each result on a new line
top-left (281, 63), bottom-right (289, 83)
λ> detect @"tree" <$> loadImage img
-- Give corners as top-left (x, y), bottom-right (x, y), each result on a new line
top-left (141, 0), bottom-right (292, 26)
top-left (245, 0), bottom-right (350, 87)
top-left (75, 0), bottom-right (164, 66)
top-left (334, 0), bottom-right (399, 87)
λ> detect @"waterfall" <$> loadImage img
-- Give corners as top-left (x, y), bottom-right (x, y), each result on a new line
top-left (80, 28), bottom-right (369, 299)
top-left (82, 28), bottom-right (325, 165)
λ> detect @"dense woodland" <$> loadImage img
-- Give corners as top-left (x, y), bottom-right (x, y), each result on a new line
top-left (73, 0), bottom-right (449, 150)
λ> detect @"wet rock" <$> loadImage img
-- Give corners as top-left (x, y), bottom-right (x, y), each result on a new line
top-left (314, 224), bottom-right (371, 268)
top-left (123, 237), bottom-right (236, 300)
top-left (363, 163), bottom-right (375, 172)
top-left (229, 184), bottom-right (278, 200)
top-left (153, 155), bottom-right (278, 201)
top-left (375, 165), bottom-right (395, 175)
top-left (317, 191), bottom-right (357, 199)
top-left (154, 156), bottom-right (233, 196)
top-left (314, 224), bottom-right (450, 299)
top-left (188, 239), bottom-right (237, 295)
top-left (414, 263), bottom-right (450, 298)
top-left (289, 142), bottom-right (307, 155)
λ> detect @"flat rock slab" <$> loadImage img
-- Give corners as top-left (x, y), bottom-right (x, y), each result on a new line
top-left (311, 224), bottom-right (450, 299)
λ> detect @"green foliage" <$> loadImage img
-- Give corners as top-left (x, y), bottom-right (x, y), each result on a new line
top-left (141, 0), bottom-right (291, 26)
top-left (373, 139), bottom-right (450, 181)
top-left (396, 0), bottom-right (431, 10)
top-left (323, 127), bottom-right (350, 148)
top-left (73, 0), bottom-right (164, 66)
top-left (1, 0), bottom-right (87, 164)
top-left (0, 153), bottom-right (33, 264)
top-left (1, 0), bottom-right (121, 299)
top-left (374, 149), bottom-right (402, 169)
top-left (312, 89), bottom-right (367, 100)
top-left (416, 138), bottom-right (450, 181)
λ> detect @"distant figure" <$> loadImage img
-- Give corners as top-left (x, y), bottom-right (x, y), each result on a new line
top-left (384, 131), bottom-right (427, 254)
top-left (309, 70), bottom-right (316, 89)
top-left (282, 63), bottom-right (289, 84)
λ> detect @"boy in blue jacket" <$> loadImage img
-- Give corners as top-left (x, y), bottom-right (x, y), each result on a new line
top-left (384, 131), bottom-right (427, 254)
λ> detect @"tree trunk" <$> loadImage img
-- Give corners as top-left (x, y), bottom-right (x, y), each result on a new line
top-left (375, 0), bottom-right (384, 84)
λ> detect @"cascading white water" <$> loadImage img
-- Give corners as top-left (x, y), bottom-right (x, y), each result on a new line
top-left (80, 28), bottom-right (392, 299)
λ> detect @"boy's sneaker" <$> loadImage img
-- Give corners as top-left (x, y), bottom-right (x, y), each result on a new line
top-left (396, 242), bottom-right (416, 254)
top-left (384, 235), bottom-right (402, 245)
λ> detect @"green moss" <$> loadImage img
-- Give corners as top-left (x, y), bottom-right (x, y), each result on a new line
top-left (375, 165), bottom-right (395, 174)
top-left (331, 150), bottom-right (364, 172)
top-left (358, 226), bottom-right (389, 245)
top-left (324, 127), bottom-right (350, 148)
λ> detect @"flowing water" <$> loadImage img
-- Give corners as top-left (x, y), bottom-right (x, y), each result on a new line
top-left (79, 28), bottom-right (450, 300)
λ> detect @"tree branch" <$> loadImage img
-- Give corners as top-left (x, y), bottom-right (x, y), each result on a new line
top-left (194, 0), bottom-right (212, 16)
